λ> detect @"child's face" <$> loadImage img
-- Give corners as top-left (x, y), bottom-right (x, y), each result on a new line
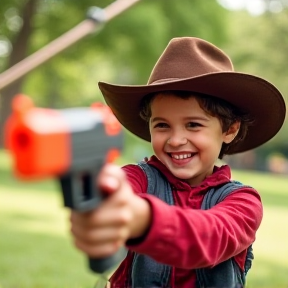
top-left (149, 93), bottom-right (231, 186)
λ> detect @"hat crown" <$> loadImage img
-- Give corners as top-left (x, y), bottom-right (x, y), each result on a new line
top-left (99, 37), bottom-right (285, 155)
top-left (148, 37), bottom-right (234, 84)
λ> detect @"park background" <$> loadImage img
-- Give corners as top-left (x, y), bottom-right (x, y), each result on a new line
top-left (0, 0), bottom-right (288, 287)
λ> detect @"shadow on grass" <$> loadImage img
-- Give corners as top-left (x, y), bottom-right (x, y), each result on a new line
top-left (4, 211), bottom-right (54, 222)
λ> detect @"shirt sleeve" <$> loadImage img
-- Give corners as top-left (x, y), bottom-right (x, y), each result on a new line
top-left (121, 164), bottom-right (148, 194)
top-left (126, 185), bottom-right (263, 269)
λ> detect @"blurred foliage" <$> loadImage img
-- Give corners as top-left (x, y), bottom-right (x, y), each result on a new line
top-left (0, 0), bottom-right (229, 107)
top-left (221, 7), bottom-right (288, 158)
top-left (0, 0), bottom-right (287, 162)
top-left (0, 0), bottom-right (229, 157)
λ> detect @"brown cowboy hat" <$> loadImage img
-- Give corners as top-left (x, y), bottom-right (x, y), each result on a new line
top-left (98, 37), bottom-right (286, 154)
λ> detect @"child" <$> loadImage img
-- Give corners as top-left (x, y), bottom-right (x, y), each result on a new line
top-left (70, 37), bottom-right (286, 288)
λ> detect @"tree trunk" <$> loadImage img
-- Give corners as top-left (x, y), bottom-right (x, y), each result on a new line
top-left (0, 0), bottom-right (38, 147)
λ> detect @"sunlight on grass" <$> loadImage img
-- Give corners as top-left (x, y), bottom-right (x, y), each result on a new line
top-left (232, 169), bottom-right (288, 287)
top-left (0, 149), bottom-right (12, 169)
top-left (232, 169), bottom-right (288, 196)
top-left (1, 186), bottom-right (68, 235)
top-left (0, 186), bottom-right (98, 288)
top-left (249, 206), bottom-right (288, 287)
top-left (0, 150), bottom-right (99, 288)
top-left (255, 207), bottom-right (288, 264)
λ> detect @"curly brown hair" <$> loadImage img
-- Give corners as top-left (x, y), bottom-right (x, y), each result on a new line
top-left (139, 91), bottom-right (254, 159)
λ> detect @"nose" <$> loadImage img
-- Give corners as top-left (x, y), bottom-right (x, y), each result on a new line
top-left (167, 131), bottom-right (188, 146)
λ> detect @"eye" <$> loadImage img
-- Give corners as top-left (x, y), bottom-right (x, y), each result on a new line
top-left (154, 122), bottom-right (169, 129)
top-left (187, 122), bottom-right (202, 128)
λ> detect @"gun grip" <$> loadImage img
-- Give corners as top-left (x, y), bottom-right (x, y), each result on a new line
top-left (88, 247), bottom-right (127, 273)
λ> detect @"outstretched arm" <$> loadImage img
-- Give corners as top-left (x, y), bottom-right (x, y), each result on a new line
top-left (70, 163), bottom-right (152, 259)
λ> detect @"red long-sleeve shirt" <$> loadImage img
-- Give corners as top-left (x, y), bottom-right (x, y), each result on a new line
top-left (109, 156), bottom-right (263, 288)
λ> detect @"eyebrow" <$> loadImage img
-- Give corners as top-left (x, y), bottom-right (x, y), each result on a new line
top-left (151, 116), bottom-right (210, 123)
top-left (151, 117), bottom-right (166, 123)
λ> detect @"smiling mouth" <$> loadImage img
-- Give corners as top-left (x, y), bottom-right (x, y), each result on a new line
top-left (169, 153), bottom-right (196, 160)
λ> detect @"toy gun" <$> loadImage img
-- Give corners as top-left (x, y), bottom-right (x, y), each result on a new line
top-left (4, 94), bottom-right (126, 273)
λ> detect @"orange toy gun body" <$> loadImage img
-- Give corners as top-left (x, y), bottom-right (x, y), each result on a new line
top-left (5, 94), bottom-right (125, 273)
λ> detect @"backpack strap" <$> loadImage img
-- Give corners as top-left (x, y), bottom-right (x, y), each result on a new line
top-left (138, 161), bottom-right (174, 205)
top-left (201, 181), bottom-right (245, 209)
top-left (196, 181), bottom-right (253, 288)
top-left (130, 161), bottom-right (173, 288)
top-left (201, 181), bottom-right (254, 277)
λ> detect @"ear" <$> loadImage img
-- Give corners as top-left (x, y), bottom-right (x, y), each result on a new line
top-left (223, 122), bottom-right (241, 144)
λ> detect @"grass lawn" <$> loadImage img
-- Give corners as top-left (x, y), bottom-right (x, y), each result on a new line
top-left (1, 150), bottom-right (288, 287)
top-left (0, 150), bottom-right (99, 288)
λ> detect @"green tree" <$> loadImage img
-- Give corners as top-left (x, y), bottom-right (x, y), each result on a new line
top-left (218, 0), bottom-right (288, 112)
top-left (0, 0), bottom-right (229, 148)
top-left (220, 8), bottom-right (288, 167)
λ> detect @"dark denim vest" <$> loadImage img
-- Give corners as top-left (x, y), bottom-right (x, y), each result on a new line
top-left (131, 161), bottom-right (253, 288)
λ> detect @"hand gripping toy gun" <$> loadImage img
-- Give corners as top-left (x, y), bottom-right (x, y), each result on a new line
top-left (4, 94), bottom-right (126, 273)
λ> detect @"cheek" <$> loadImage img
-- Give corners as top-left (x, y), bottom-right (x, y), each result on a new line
top-left (191, 133), bottom-right (209, 146)
top-left (193, 131), bottom-right (223, 150)
top-left (151, 135), bottom-right (161, 150)
top-left (150, 133), bottom-right (166, 153)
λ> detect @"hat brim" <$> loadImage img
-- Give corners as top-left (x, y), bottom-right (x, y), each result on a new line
top-left (99, 72), bottom-right (286, 154)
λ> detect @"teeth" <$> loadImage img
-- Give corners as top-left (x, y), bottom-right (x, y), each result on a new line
top-left (171, 153), bottom-right (192, 159)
